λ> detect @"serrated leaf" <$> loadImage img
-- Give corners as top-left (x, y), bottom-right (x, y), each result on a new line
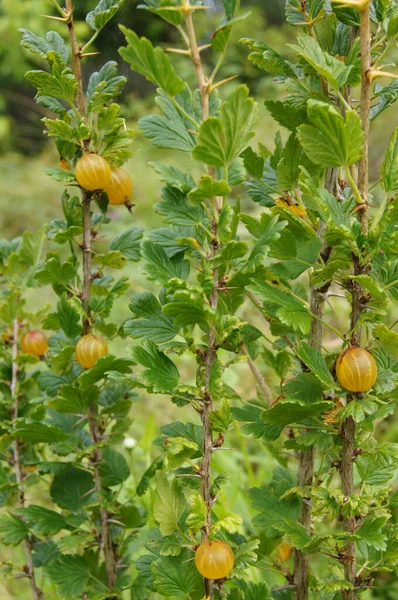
top-left (109, 226), bottom-right (143, 261)
top-left (299, 100), bottom-right (363, 167)
top-left (154, 471), bottom-right (187, 536)
top-left (50, 466), bottom-right (95, 511)
top-left (262, 399), bottom-right (333, 426)
top-left (125, 292), bottom-right (178, 343)
top-left (293, 33), bottom-right (352, 89)
top-left (186, 495), bottom-right (207, 533)
top-left (78, 356), bottom-right (132, 388)
top-left (120, 26), bottom-right (185, 96)
top-left (14, 422), bottom-right (68, 444)
top-left (192, 85), bottom-right (257, 168)
top-left (25, 53), bottom-right (77, 103)
top-left (18, 506), bottom-right (67, 536)
top-left (98, 448), bottom-right (130, 487)
top-left (0, 513), bottom-right (28, 545)
top-left (129, 340), bottom-right (179, 392)
top-left (188, 175), bottom-right (231, 204)
top-left (381, 126), bottom-right (398, 193)
top-left (142, 240), bottom-right (190, 284)
top-left (86, 0), bottom-right (125, 31)
top-left (46, 554), bottom-right (90, 597)
top-left (151, 550), bottom-right (203, 598)
top-left (296, 342), bottom-right (338, 389)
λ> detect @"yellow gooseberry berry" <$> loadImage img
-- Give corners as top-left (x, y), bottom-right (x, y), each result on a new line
top-left (20, 330), bottom-right (48, 357)
top-left (336, 347), bottom-right (377, 393)
top-left (104, 167), bottom-right (133, 205)
top-left (75, 153), bottom-right (111, 192)
top-left (195, 540), bottom-right (234, 580)
top-left (75, 334), bottom-right (108, 369)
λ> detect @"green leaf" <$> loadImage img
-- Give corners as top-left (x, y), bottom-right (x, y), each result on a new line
top-left (50, 466), bottom-right (95, 511)
top-left (149, 161), bottom-right (195, 193)
top-left (45, 167), bottom-right (76, 182)
top-left (46, 554), bottom-right (90, 598)
top-left (241, 213), bottom-right (286, 269)
top-left (231, 405), bottom-right (283, 441)
top-left (188, 175), bottom-right (231, 204)
top-left (125, 292), bottom-right (178, 343)
top-left (249, 470), bottom-right (301, 535)
top-left (25, 53), bottom-right (77, 103)
top-left (154, 471), bottom-right (187, 535)
top-left (35, 255), bottom-right (77, 287)
top-left (192, 85), bottom-right (257, 168)
top-left (371, 80), bottom-right (398, 120)
top-left (357, 448), bottom-right (396, 485)
top-left (109, 226), bottom-right (143, 260)
top-left (356, 516), bottom-right (388, 551)
top-left (20, 29), bottom-right (69, 64)
top-left (50, 385), bottom-right (99, 414)
top-left (213, 513), bottom-right (243, 534)
top-left (381, 126), bottom-right (398, 193)
top-left (299, 100), bottom-right (363, 167)
top-left (241, 146), bottom-right (265, 178)
top-left (296, 342), bottom-right (338, 389)
top-left (57, 296), bottom-right (82, 338)
top-left (138, 0), bottom-right (183, 26)
top-left (0, 514), bottom-right (28, 545)
top-left (18, 506), bottom-right (67, 536)
top-left (78, 356), bottom-right (133, 389)
top-left (293, 33), bottom-right (352, 89)
top-left (152, 550), bottom-right (203, 598)
top-left (98, 448), bottom-right (130, 487)
top-left (248, 280), bottom-right (312, 334)
top-left (129, 340), bottom-right (179, 392)
top-left (142, 240), bottom-right (190, 284)
top-left (14, 422), bottom-right (68, 444)
top-left (156, 185), bottom-right (205, 227)
top-left (264, 100), bottom-right (306, 131)
top-left (186, 495), bottom-right (207, 533)
top-left (86, 0), bottom-right (125, 31)
top-left (374, 324), bottom-right (398, 359)
top-left (87, 61), bottom-right (126, 113)
top-left (163, 290), bottom-right (216, 328)
top-left (120, 26), bottom-right (185, 96)
top-left (262, 399), bottom-right (333, 426)
top-left (240, 38), bottom-right (295, 77)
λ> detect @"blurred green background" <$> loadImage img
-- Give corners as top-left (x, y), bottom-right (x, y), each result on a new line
top-left (1, 1), bottom-right (397, 598)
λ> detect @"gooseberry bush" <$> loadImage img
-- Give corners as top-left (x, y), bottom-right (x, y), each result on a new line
top-left (1, 0), bottom-right (398, 599)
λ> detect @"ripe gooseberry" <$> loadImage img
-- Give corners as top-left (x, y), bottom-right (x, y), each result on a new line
top-left (104, 167), bottom-right (133, 205)
top-left (195, 540), bottom-right (234, 580)
top-left (277, 543), bottom-right (294, 561)
top-left (75, 154), bottom-right (111, 192)
top-left (336, 347), bottom-right (377, 393)
top-left (75, 334), bottom-right (108, 369)
top-left (20, 330), bottom-right (48, 357)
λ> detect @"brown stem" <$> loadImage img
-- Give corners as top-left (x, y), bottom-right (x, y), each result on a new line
top-left (64, 3), bottom-right (116, 590)
top-left (88, 407), bottom-right (117, 591)
top-left (340, 10), bottom-right (371, 599)
top-left (82, 191), bottom-right (92, 334)
top-left (11, 318), bottom-right (42, 600)
top-left (357, 5), bottom-right (371, 235)
top-left (241, 342), bottom-right (272, 405)
top-left (183, 6), bottom-right (218, 598)
top-left (65, 0), bottom-right (85, 117)
top-left (294, 170), bottom-right (335, 600)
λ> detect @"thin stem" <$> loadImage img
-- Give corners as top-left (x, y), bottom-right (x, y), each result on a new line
top-left (241, 342), bottom-right (272, 405)
top-left (370, 194), bottom-right (389, 230)
top-left (345, 167), bottom-right (364, 205)
top-left (340, 9), bottom-right (371, 600)
top-left (294, 168), bottom-right (335, 600)
top-left (64, 2), bottom-right (117, 591)
top-left (183, 6), bottom-right (218, 599)
top-left (81, 30), bottom-right (100, 55)
top-left (357, 4), bottom-right (372, 234)
top-left (11, 318), bottom-right (42, 600)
